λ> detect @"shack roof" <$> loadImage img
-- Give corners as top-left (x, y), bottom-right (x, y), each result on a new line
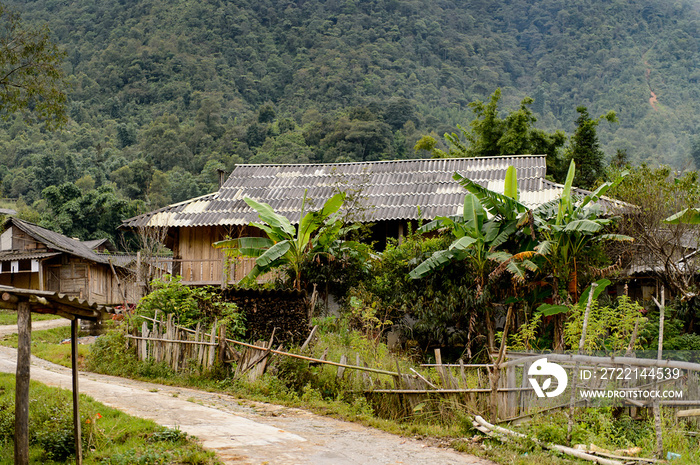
top-left (3, 218), bottom-right (110, 265)
top-left (122, 155), bottom-right (589, 229)
top-left (0, 285), bottom-right (112, 320)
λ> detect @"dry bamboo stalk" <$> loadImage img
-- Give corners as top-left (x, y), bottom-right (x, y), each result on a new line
top-left (652, 285), bottom-right (665, 459)
top-left (208, 318), bottom-right (217, 368)
top-left (499, 353), bottom-right (700, 372)
top-left (369, 387), bottom-right (535, 394)
top-left (569, 282), bottom-right (597, 444)
top-left (473, 416), bottom-right (624, 465)
top-left (194, 322), bottom-right (201, 368)
top-left (409, 368), bottom-right (437, 389)
top-left (300, 325), bottom-right (318, 352)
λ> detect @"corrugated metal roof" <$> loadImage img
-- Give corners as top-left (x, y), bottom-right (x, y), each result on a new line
top-left (121, 155), bottom-right (598, 228)
top-left (0, 251), bottom-right (61, 262)
top-left (0, 285), bottom-right (113, 319)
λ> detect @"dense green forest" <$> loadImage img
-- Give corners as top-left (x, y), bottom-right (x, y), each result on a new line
top-left (1, 0), bottom-right (699, 241)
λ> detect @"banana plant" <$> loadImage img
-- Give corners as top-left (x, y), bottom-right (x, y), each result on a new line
top-left (534, 160), bottom-right (631, 303)
top-left (409, 166), bottom-right (537, 349)
top-left (531, 160), bottom-right (632, 349)
top-left (214, 191), bottom-right (347, 290)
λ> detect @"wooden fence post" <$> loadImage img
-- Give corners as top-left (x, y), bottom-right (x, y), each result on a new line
top-left (71, 319), bottom-right (83, 465)
top-left (217, 324), bottom-right (227, 364)
top-left (14, 300), bottom-right (31, 465)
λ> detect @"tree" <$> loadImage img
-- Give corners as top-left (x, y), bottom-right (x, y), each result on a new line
top-left (609, 165), bottom-right (700, 301)
top-left (214, 192), bottom-right (349, 290)
top-left (439, 89), bottom-right (566, 178)
top-left (0, 5), bottom-right (67, 128)
top-left (40, 183), bottom-right (139, 243)
top-left (691, 137), bottom-right (700, 170)
top-left (566, 106), bottom-right (617, 189)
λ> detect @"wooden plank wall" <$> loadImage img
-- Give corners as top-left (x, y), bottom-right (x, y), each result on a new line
top-left (176, 226), bottom-right (263, 284)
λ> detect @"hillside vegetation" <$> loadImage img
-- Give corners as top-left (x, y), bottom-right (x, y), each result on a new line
top-left (2, 0), bottom-right (699, 240)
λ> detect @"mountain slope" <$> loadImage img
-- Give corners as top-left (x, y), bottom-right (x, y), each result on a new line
top-left (2, 0), bottom-right (699, 214)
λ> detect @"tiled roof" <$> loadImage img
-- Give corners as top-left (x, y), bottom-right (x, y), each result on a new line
top-left (123, 155), bottom-right (573, 228)
top-left (82, 238), bottom-right (117, 252)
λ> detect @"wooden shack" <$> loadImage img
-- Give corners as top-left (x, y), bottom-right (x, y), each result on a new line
top-left (0, 218), bottom-right (141, 305)
top-left (122, 155), bottom-right (578, 285)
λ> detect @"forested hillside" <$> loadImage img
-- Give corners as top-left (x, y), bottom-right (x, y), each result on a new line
top-left (1, 0), bottom-right (699, 241)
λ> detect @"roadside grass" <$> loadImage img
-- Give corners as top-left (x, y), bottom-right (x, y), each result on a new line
top-left (84, 328), bottom-right (594, 465)
top-left (0, 325), bottom-right (90, 368)
top-left (0, 372), bottom-right (219, 464)
top-left (12, 326), bottom-right (699, 465)
top-left (0, 310), bottom-right (60, 325)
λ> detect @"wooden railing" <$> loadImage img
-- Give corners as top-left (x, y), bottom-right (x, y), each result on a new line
top-left (144, 257), bottom-right (266, 285)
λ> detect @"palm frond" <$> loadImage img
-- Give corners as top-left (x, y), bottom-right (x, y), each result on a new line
top-left (454, 172), bottom-right (527, 218)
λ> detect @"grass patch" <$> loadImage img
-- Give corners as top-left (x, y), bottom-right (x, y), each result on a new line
top-left (0, 372), bottom-right (219, 464)
top-left (0, 310), bottom-right (60, 326)
top-left (0, 326), bottom-right (90, 368)
top-left (23, 324), bottom-right (698, 465)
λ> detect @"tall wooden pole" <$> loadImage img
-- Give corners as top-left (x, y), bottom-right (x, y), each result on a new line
top-left (14, 301), bottom-right (31, 465)
top-left (71, 319), bottom-right (83, 464)
top-left (652, 286), bottom-right (665, 458)
top-left (568, 282), bottom-right (597, 445)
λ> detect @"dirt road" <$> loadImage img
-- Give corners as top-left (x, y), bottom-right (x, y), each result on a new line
top-left (0, 344), bottom-right (494, 464)
top-left (0, 318), bottom-right (71, 337)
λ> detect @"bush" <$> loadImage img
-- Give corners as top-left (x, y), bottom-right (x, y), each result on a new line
top-left (137, 275), bottom-right (245, 338)
top-left (665, 333), bottom-right (700, 350)
top-left (35, 416), bottom-right (75, 461)
top-left (87, 331), bottom-right (138, 377)
top-left (345, 230), bottom-right (484, 351)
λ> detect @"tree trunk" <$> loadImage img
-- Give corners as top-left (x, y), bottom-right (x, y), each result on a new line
top-left (485, 307), bottom-right (496, 351)
top-left (553, 313), bottom-right (565, 352)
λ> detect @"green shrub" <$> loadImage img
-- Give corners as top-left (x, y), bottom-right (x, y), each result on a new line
top-left (137, 275), bottom-right (245, 337)
top-left (35, 417), bottom-right (74, 461)
top-left (346, 231), bottom-right (483, 351)
top-left (87, 331), bottom-right (138, 377)
top-left (665, 333), bottom-right (700, 350)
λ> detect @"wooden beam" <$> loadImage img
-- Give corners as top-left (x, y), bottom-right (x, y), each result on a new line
top-left (2, 292), bottom-right (18, 304)
top-left (14, 301), bottom-right (31, 465)
top-left (28, 295), bottom-right (101, 320)
top-left (71, 319), bottom-right (83, 465)
top-left (0, 301), bottom-right (17, 310)
top-left (677, 409), bottom-right (700, 418)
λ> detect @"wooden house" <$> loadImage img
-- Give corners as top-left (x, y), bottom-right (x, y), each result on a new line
top-left (122, 155), bottom-right (594, 285)
top-left (0, 218), bottom-right (140, 305)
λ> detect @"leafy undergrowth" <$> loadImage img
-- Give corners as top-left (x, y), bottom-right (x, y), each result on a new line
top-left (20, 325), bottom-right (700, 465)
top-left (0, 310), bottom-right (60, 326)
top-left (84, 327), bottom-right (596, 464)
top-left (0, 373), bottom-right (219, 464)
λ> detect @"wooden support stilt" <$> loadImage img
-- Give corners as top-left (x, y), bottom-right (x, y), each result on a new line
top-left (72, 319), bottom-right (83, 465)
top-left (14, 301), bottom-right (31, 465)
